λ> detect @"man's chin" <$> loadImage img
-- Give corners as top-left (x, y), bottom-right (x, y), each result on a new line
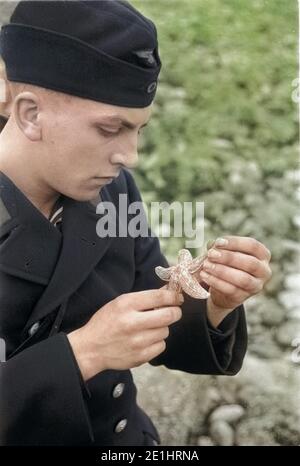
top-left (72, 187), bottom-right (103, 203)
top-left (60, 189), bottom-right (98, 203)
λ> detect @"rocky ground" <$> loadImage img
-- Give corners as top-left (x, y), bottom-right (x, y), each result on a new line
top-left (133, 351), bottom-right (300, 446)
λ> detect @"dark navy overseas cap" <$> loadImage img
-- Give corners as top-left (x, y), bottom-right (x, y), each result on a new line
top-left (0, 1), bottom-right (162, 107)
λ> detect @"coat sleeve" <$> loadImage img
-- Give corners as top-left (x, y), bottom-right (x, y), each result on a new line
top-left (124, 169), bottom-right (248, 376)
top-left (0, 333), bottom-right (94, 445)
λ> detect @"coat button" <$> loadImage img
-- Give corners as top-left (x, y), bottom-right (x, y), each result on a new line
top-left (112, 383), bottom-right (125, 398)
top-left (28, 322), bottom-right (40, 337)
top-left (114, 418), bottom-right (127, 433)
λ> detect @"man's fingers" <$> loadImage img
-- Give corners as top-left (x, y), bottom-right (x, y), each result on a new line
top-left (212, 236), bottom-right (271, 261)
top-left (138, 306), bottom-right (183, 329)
top-left (118, 288), bottom-right (184, 312)
top-left (144, 341), bottom-right (167, 363)
top-left (131, 327), bottom-right (170, 350)
top-left (206, 249), bottom-right (271, 279)
top-left (199, 270), bottom-right (249, 303)
top-left (200, 262), bottom-right (263, 294)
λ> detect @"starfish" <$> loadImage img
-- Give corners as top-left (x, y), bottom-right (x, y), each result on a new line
top-left (155, 249), bottom-right (210, 299)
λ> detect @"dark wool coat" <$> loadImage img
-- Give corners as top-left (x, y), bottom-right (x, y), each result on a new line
top-left (0, 169), bottom-right (247, 446)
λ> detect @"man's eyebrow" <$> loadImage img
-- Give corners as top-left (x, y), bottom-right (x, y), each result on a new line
top-left (98, 115), bottom-right (149, 129)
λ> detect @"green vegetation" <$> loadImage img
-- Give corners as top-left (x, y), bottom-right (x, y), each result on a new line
top-left (132, 0), bottom-right (298, 276)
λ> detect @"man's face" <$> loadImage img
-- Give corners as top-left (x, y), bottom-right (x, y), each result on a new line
top-left (39, 93), bottom-right (152, 201)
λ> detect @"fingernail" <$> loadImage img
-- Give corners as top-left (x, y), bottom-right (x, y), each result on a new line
top-left (179, 293), bottom-right (184, 303)
top-left (215, 237), bottom-right (228, 247)
top-left (208, 249), bottom-right (221, 259)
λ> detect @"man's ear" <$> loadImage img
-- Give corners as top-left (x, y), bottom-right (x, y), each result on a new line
top-left (12, 91), bottom-right (42, 141)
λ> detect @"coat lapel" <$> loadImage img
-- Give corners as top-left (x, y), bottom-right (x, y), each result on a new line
top-left (25, 187), bottom-right (116, 330)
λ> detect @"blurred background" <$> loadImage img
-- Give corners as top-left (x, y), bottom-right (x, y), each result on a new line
top-left (1, 0), bottom-right (299, 446)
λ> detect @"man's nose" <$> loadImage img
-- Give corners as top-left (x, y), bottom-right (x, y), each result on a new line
top-left (124, 147), bottom-right (139, 169)
top-left (111, 133), bottom-right (139, 169)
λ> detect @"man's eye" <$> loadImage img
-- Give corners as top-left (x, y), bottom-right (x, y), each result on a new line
top-left (98, 126), bottom-right (144, 137)
top-left (99, 127), bottom-right (120, 137)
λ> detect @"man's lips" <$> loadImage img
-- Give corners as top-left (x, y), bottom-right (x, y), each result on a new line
top-left (95, 175), bottom-right (119, 179)
top-left (93, 175), bottom-right (118, 185)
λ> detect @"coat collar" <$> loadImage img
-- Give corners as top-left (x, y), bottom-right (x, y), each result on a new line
top-left (0, 171), bottom-right (116, 330)
top-left (0, 171), bottom-right (63, 285)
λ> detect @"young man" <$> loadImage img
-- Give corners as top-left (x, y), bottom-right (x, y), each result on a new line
top-left (0, 1), bottom-right (271, 446)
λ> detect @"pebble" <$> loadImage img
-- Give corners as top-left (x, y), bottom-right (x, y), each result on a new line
top-left (209, 420), bottom-right (235, 446)
top-left (210, 404), bottom-right (245, 425)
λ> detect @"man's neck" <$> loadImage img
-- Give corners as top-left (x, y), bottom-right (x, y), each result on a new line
top-left (1, 164), bottom-right (60, 220)
top-left (0, 147), bottom-right (59, 221)
top-left (0, 167), bottom-right (60, 219)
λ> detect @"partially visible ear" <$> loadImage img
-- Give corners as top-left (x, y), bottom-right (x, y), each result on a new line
top-left (11, 91), bottom-right (42, 141)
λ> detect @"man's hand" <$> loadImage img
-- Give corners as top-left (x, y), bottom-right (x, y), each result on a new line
top-left (198, 236), bottom-right (272, 327)
top-left (67, 289), bottom-right (183, 381)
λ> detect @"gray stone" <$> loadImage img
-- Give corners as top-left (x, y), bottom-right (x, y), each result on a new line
top-left (278, 290), bottom-right (300, 312)
top-left (275, 320), bottom-right (300, 348)
top-left (285, 273), bottom-right (300, 290)
top-left (210, 404), bottom-right (245, 425)
top-left (260, 301), bottom-right (285, 327)
top-left (250, 333), bottom-right (281, 359)
top-left (196, 436), bottom-right (215, 446)
top-left (236, 420), bottom-right (279, 446)
top-left (209, 420), bottom-right (235, 446)
top-left (246, 296), bottom-right (285, 327)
